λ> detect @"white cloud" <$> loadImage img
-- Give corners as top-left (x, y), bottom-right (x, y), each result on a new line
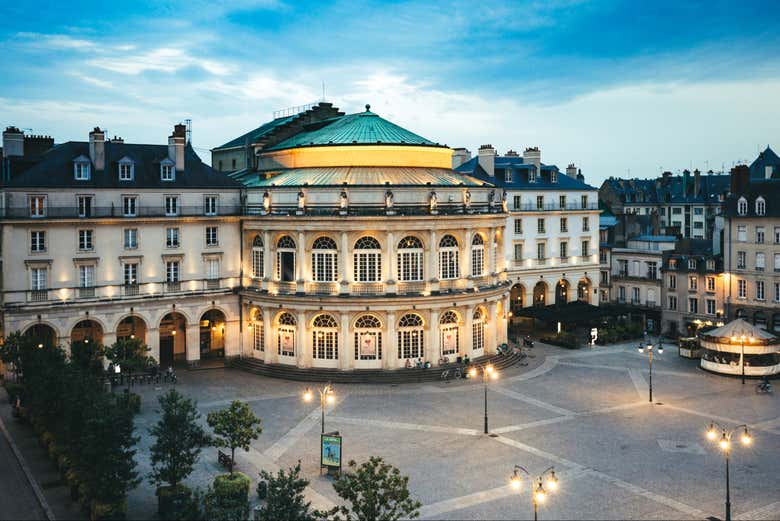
top-left (69, 73), bottom-right (114, 89)
top-left (17, 32), bottom-right (96, 50)
top-left (88, 47), bottom-right (233, 76)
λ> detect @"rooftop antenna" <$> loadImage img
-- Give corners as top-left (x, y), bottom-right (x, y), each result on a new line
top-left (185, 119), bottom-right (192, 144)
top-left (322, 81), bottom-right (326, 102)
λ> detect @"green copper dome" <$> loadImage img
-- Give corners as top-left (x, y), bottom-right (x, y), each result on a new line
top-left (266, 106), bottom-right (441, 151)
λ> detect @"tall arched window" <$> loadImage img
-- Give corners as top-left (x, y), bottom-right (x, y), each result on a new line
top-left (311, 237), bottom-right (338, 282)
top-left (276, 312), bottom-right (296, 357)
top-left (312, 314), bottom-right (338, 360)
top-left (398, 314), bottom-right (424, 360)
top-left (439, 310), bottom-right (459, 356)
top-left (252, 235), bottom-right (264, 278)
top-left (737, 197), bottom-right (748, 216)
top-left (354, 236), bottom-right (382, 282)
top-left (397, 236), bottom-right (423, 282)
top-left (276, 236), bottom-right (296, 282)
top-left (471, 234), bottom-right (485, 277)
top-left (354, 315), bottom-right (382, 360)
top-left (472, 307), bottom-right (485, 353)
top-left (756, 196), bottom-right (766, 216)
top-left (252, 309), bottom-right (264, 352)
top-left (439, 235), bottom-right (459, 280)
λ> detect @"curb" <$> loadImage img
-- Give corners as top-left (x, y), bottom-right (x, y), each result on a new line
top-left (0, 388), bottom-right (57, 521)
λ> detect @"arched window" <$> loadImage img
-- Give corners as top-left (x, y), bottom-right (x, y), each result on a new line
top-left (756, 196), bottom-right (766, 216)
top-left (252, 235), bottom-right (264, 278)
top-left (311, 236), bottom-right (338, 282)
top-left (472, 308), bottom-right (486, 353)
top-left (252, 309), bottom-right (264, 352)
top-left (312, 314), bottom-right (338, 360)
top-left (737, 197), bottom-right (748, 216)
top-left (471, 234), bottom-right (485, 277)
top-left (354, 236), bottom-right (382, 282)
top-left (276, 236), bottom-right (296, 282)
top-left (439, 311), bottom-right (459, 356)
top-left (276, 312), bottom-right (296, 357)
top-left (439, 235), bottom-right (459, 280)
top-left (354, 315), bottom-right (382, 360)
top-left (398, 314), bottom-right (424, 360)
top-left (397, 236), bottom-right (423, 282)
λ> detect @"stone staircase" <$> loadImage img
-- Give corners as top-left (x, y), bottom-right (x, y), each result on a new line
top-left (229, 351), bottom-right (526, 384)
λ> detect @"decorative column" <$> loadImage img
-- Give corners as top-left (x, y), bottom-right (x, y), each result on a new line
top-left (339, 313), bottom-right (350, 370)
top-left (430, 309), bottom-right (440, 365)
top-left (296, 311), bottom-right (308, 368)
top-left (186, 323), bottom-right (201, 367)
top-left (487, 301), bottom-right (497, 354)
top-left (429, 229), bottom-right (439, 293)
top-left (386, 311), bottom-right (397, 369)
top-left (262, 231), bottom-right (271, 290)
top-left (464, 305), bottom-right (474, 356)
top-left (224, 315), bottom-right (240, 360)
top-left (463, 229), bottom-right (473, 289)
top-left (296, 231), bottom-right (306, 293)
top-left (340, 232), bottom-right (350, 295)
top-left (263, 311), bottom-right (273, 363)
top-left (488, 228), bottom-right (497, 275)
top-left (385, 231), bottom-right (396, 294)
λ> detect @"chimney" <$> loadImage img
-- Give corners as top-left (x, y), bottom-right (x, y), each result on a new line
top-left (505, 149), bottom-right (519, 157)
top-left (451, 147), bottom-right (471, 169)
top-left (662, 171), bottom-right (672, 185)
top-left (576, 169), bottom-right (584, 182)
top-left (477, 144), bottom-right (495, 177)
top-left (169, 123), bottom-right (186, 171)
top-left (693, 168), bottom-right (701, 196)
top-left (23, 134), bottom-right (54, 157)
top-left (89, 127), bottom-right (105, 170)
top-left (110, 135), bottom-right (124, 144)
top-left (729, 165), bottom-right (750, 194)
top-left (682, 169), bottom-right (690, 195)
top-left (523, 146), bottom-right (541, 170)
top-left (2, 126), bottom-right (24, 157)
top-left (566, 163), bottom-right (577, 178)
top-left (766, 165), bottom-right (774, 179)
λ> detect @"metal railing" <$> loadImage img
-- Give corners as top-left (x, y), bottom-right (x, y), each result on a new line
top-left (29, 290), bottom-right (48, 302)
top-left (78, 287), bottom-right (95, 299)
top-left (245, 203), bottom-right (504, 217)
top-left (166, 281), bottom-right (181, 293)
top-left (304, 282), bottom-right (339, 295)
top-left (351, 283), bottom-right (384, 296)
top-left (3, 205), bottom-right (243, 219)
top-left (123, 284), bottom-right (139, 296)
top-left (512, 202), bottom-right (599, 212)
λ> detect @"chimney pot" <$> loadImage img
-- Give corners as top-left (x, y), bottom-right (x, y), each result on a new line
top-left (2, 126), bottom-right (25, 158)
top-left (89, 127), bottom-right (105, 170)
top-left (477, 144), bottom-right (495, 177)
top-left (169, 124), bottom-right (186, 171)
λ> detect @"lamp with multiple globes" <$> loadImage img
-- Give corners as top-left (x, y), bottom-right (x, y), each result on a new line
top-left (303, 383), bottom-right (335, 434)
top-left (468, 364), bottom-right (499, 434)
top-left (704, 422), bottom-right (754, 521)
top-left (509, 465), bottom-right (559, 521)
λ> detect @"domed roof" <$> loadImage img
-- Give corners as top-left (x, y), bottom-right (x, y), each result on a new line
top-left (267, 106), bottom-right (441, 151)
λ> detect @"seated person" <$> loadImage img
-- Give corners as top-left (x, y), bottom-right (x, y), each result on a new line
top-left (405, 358), bottom-right (412, 369)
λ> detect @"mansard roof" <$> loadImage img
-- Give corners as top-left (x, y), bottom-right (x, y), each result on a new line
top-left (602, 173), bottom-right (730, 205)
top-left (455, 156), bottom-right (596, 190)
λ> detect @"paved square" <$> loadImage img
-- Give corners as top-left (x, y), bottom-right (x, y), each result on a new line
top-left (125, 342), bottom-right (780, 520)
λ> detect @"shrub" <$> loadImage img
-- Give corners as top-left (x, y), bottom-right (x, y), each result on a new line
top-left (213, 472), bottom-right (251, 502)
top-left (540, 333), bottom-right (579, 349)
top-left (90, 499), bottom-right (127, 521)
top-left (204, 477), bottom-right (250, 521)
top-left (157, 484), bottom-right (192, 518)
top-left (256, 462), bottom-right (316, 521)
top-left (117, 392), bottom-right (141, 415)
top-left (4, 381), bottom-right (25, 404)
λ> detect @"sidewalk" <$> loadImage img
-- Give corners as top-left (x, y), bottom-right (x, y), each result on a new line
top-left (0, 386), bottom-right (84, 521)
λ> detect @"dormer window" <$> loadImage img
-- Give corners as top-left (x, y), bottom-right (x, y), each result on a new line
top-left (756, 196), bottom-right (766, 216)
top-left (550, 170), bottom-right (558, 183)
top-left (529, 169), bottom-right (537, 183)
top-left (161, 159), bottom-right (175, 181)
top-left (737, 196), bottom-right (748, 216)
top-left (73, 156), bottom-right (91, 181)
top-left (504, 169), bottom-right (512, 183)
top-left (118, 157), bottom-right (134, 181)
top-left (688, 259), bottom-right (697, 270)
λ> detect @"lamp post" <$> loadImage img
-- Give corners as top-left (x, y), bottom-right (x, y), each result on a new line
top-left (468, 364), bottom-right (498, 434)
top-left (730, 334), bottom-right (755, 385)
top-left (705, 422), bottom-right (753, 521)
top-left (510, 465), bottom-right (559, 521)
top-left (303, 383), bottom-right (335, 434)
top-left (638, 339), bottom-right (663, 402)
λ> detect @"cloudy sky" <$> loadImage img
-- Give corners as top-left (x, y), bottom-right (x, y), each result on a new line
top-left (1, 0), bottom-right (779, 184)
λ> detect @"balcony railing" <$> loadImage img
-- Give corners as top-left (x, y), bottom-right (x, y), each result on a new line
top-left (166, 281), bottom-right (181, 293)
top-left (512, 202), bottom-right (599, 212)
top-left (351, 282), bottom-right (384, 296)
top-left (536, 258), bottom-right (547, 266)
top-left (245, 203), bottom-right (505, 217)
top-left (304, 282), bottom-right (339, 295)
top-left (3, 205), bottom-right (243, 219)
top-left (276, 281), bottom-right (297, 295)
top-left (205, 279), bottom-right (220, 290)
top-left (78, 287), bottom-right (96, 299)
top-left (29, 289), bottom-right (48, 302)
top-left (397, 281), bottom-right (426, 294)
top-left (123, 284), bottom-right (139, 296)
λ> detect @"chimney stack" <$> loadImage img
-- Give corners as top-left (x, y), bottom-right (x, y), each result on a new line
top-left (505, 149), bottom-right (519, 157)
top-left (451, 147), bottom-right (471, 169)
top-left (2, 126), bottom-right (24, 157)
top-left (766, 165), bottom-right (774, 179)
top-left (110, 135), bottom-right (124, 144)
top-left (729, 165), bottom-right (750, 194)
top-left (693, 168), bottom-right (701, 196)
top-left (169, 123), bottom-right (186, 171)
top-left (576, 169), bottom-right (584, 182)
top-left (566, 163), bottom-right (577, 178)
top-left (523, 147), bottom-right (541, 170)
top-left (682, 169), bottom-right (690, 195)
top-left (477, 144), bottom-right (495, 177)
top-left (89, 127), bottom-right (105, 170)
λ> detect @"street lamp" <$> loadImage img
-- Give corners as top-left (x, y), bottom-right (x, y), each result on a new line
top-left (637, 339), bottom-right (663, 402)
top-left (468, 364), bottom-right (498, 434)
top-left (510, 465), bottom-right (559, 521)
top-left (303, 383), bottom-right (335, 434)
top-left (705, 422), bottom-right (753, 521)
top-left (730, 334), bottom-right (755, 385)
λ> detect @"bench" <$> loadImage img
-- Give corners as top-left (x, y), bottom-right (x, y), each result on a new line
top-left (218, 450), bottom-right (232, 469)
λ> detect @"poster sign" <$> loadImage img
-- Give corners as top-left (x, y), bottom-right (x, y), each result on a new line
top-left (321, 433), bottom-right (342, 471)
top-left (442, 328), bottom-right (457, 353)
top-left (280, 329), bottom-right (294, 355)
top-left (590, 328), bottom-right (598, 345)
top-left (359, 333), bottom-right (376, 357)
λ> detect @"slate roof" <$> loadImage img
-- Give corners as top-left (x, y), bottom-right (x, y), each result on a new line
top-left (455, 156), bottom-right (596, 190)
top-left (214, 115), bottom-right (295, 150)
top-left (3, 141), bottom-right (241, 189)
top-left (239, 166), bottom-right (491, 188)
top-left (266, 109), bottom-right (441, 151)
top-left (724, 179), bottom-right (780, 217)
top-left (749, 146), bottom-right (780, 180)
top-left (602, 173), bottom-right (730, 205)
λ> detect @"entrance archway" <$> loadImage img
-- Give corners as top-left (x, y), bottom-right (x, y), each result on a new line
top-left (533, 281), bottom-right (547, 307)
top-left (117, 316), bottom-right (147, 343)
top-left (23, 324), bottom-right (57, 348)
top-left (200, 309), bottom-right (226, 358)
top-left (159, 312), bottom-right (186, 368)
top-left (578, 278), bottom-right (591, 303)
top-left (510, 283), bottom-right (526, 312)
top-left (71, 320), bottom-right (103, 345)
top-left (555, 280), bottom-right (569, 305)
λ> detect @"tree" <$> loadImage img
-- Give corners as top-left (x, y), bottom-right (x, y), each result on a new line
top-left (328, 457), bottom-right (421, 521)
top-left (0, 332), bottom-right (33, 380)
top-left (70, 340), bottom-right (104, 376)
top-left (105, 337), bottom-right (154, 372)
top-left (207, 401), bottom-right (262, 475)
top-left (256, 462), bottom-right (316, 521)
top-left (149, 389), bottom-right (211, 489)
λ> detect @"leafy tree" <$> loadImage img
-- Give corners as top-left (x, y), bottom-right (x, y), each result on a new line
top-left (256, 462), bottom-right (316, 521)
top-left (207, 401), bottom-right (262, 475)
top-left (0, 331), bottom-right (28, 379)
top-left (70, 340), bottom-right (105, 376)
top-left (328, 457), bottom-right (421, 521)
top-left (204, 483), bottom-right (250, 521)
top-left (149, 389), bottom-right (211, 489)
top-left (105, 337), bottom-right (155, 372)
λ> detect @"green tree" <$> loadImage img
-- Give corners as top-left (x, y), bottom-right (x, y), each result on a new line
top-left (149, 389), bottom-right (211, 489)
top-left (328, 457), bottom-right (421, 521)
top-left (256, 462), bottom-right (316, 521)
top-left (70, 340), bottom-right (105, 376)
top-left (207, 401), bottom-right (262, 475)
top-left (0, 332), bottom-right (33, 380)
top-left (105, 337), bottom-right (154, 372)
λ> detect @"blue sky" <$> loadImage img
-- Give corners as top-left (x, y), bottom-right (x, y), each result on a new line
top-left (2, 0), bottom-right (780, 184)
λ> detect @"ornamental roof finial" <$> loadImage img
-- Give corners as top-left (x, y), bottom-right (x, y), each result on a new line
top-left (365, 104), bottom-right (371, 112)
